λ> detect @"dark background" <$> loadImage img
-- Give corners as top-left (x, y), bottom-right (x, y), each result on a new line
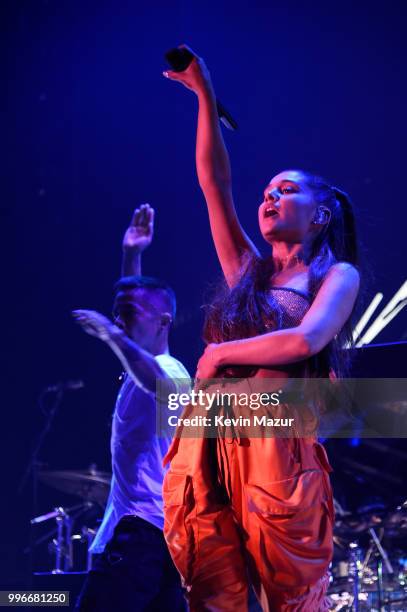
top-left (2, 0), bottom-right (407, 588)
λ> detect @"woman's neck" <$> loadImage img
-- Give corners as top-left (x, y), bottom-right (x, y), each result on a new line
top-left (270, 242), bottom-right (310, 272)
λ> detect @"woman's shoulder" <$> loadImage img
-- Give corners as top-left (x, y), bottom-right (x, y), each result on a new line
top-left (323, 261), bottom-right (360, 293)
top-left (327, 261), bottom-right (360, 279)
top-left (329, 261), bottom-right (358, 271)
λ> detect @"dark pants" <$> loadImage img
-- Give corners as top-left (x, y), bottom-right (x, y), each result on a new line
top-left (75, 515), bottom-right (187, 612)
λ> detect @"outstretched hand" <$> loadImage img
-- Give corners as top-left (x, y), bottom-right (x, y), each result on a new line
top-left (72, 309), bottom-right (121, 343)
top-left (123, 204), bottom-right (155, 253)
top-left (163, 45), bottom-right (214, 96)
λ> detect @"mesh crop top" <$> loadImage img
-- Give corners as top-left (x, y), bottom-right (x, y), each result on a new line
top-left (266, 286), bottom-right (312, 330)
top-left (222, 287), bottom-right (313, 379)
top-left (266, 286), bottom-right (332, 379)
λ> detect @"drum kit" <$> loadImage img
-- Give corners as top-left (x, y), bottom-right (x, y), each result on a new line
top-left (29, 468), bottom-right (110, 574)
top-left (328, 499), bottom-right (407, 611)
top-left (29, 468), bottom-right (406, 610)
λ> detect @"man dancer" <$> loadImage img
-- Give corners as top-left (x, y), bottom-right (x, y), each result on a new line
top-left (74, 204), bottom-right (189, 611)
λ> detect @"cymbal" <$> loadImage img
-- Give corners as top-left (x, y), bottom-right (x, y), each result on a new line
top-left (39, 469), bottom-right (111, 506)
top-left (334, 503), bottom-right (407, 540)
top-left (382, 508), bottom-right (407, 540)
top-left (334, 512), bottom-right (385, 540)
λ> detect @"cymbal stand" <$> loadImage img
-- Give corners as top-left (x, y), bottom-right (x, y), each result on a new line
top-left (348, 541), bottom-right (362, 612)
top-left (368, 527), bottom-right (393, 612)
top-left (30, 502), bottom-right (93, 573)
top-left (32, 507), bottom-right (71, 573)
top-left (55, 508), bottom-right (68, 573)
top-left (81, 527), bottom-right (96, 571)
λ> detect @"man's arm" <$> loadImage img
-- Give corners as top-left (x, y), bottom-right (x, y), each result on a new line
top-left (121, 204), bottom-right (155, 276)
top-left (72, 309), bottom-right (168, 394)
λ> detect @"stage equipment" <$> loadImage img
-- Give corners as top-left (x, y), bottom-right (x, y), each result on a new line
top-left (328, 501), bottom-right (407, 611)
top-left (30, 503), bottom-right (97, 574)
top-left (38, 469), bottom-right (111, 507)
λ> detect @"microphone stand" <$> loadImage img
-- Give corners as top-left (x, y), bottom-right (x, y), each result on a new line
top-left (18, 387), bottom-right (66, 584)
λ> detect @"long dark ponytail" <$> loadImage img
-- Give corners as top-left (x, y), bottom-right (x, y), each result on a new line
top-left (203, 171), bottom-right (360, 378)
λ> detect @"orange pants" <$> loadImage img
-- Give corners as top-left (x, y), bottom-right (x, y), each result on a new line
top-left (163, 429), bottom-right (334, 611)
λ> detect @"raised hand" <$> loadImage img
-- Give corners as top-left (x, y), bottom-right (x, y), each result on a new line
top-left (163, 45), bottom-right (214, 97)
top-left (122, 204), bottom-right (155, 253)
top-left (72, 309), bottom-right (120, 343)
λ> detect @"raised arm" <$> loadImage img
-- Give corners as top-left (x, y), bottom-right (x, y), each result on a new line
top-left (121, 204), bottom-right (155, 276)
top-left (72, 309), bottom-right (166, 394)
top-left (164, 47), bottom-right (259, 286)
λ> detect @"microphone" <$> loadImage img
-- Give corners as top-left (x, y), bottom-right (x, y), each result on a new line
top-left (44, 380), bottom-right (85, 393)
top-left (164, 47), bottom-right (238, 131)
